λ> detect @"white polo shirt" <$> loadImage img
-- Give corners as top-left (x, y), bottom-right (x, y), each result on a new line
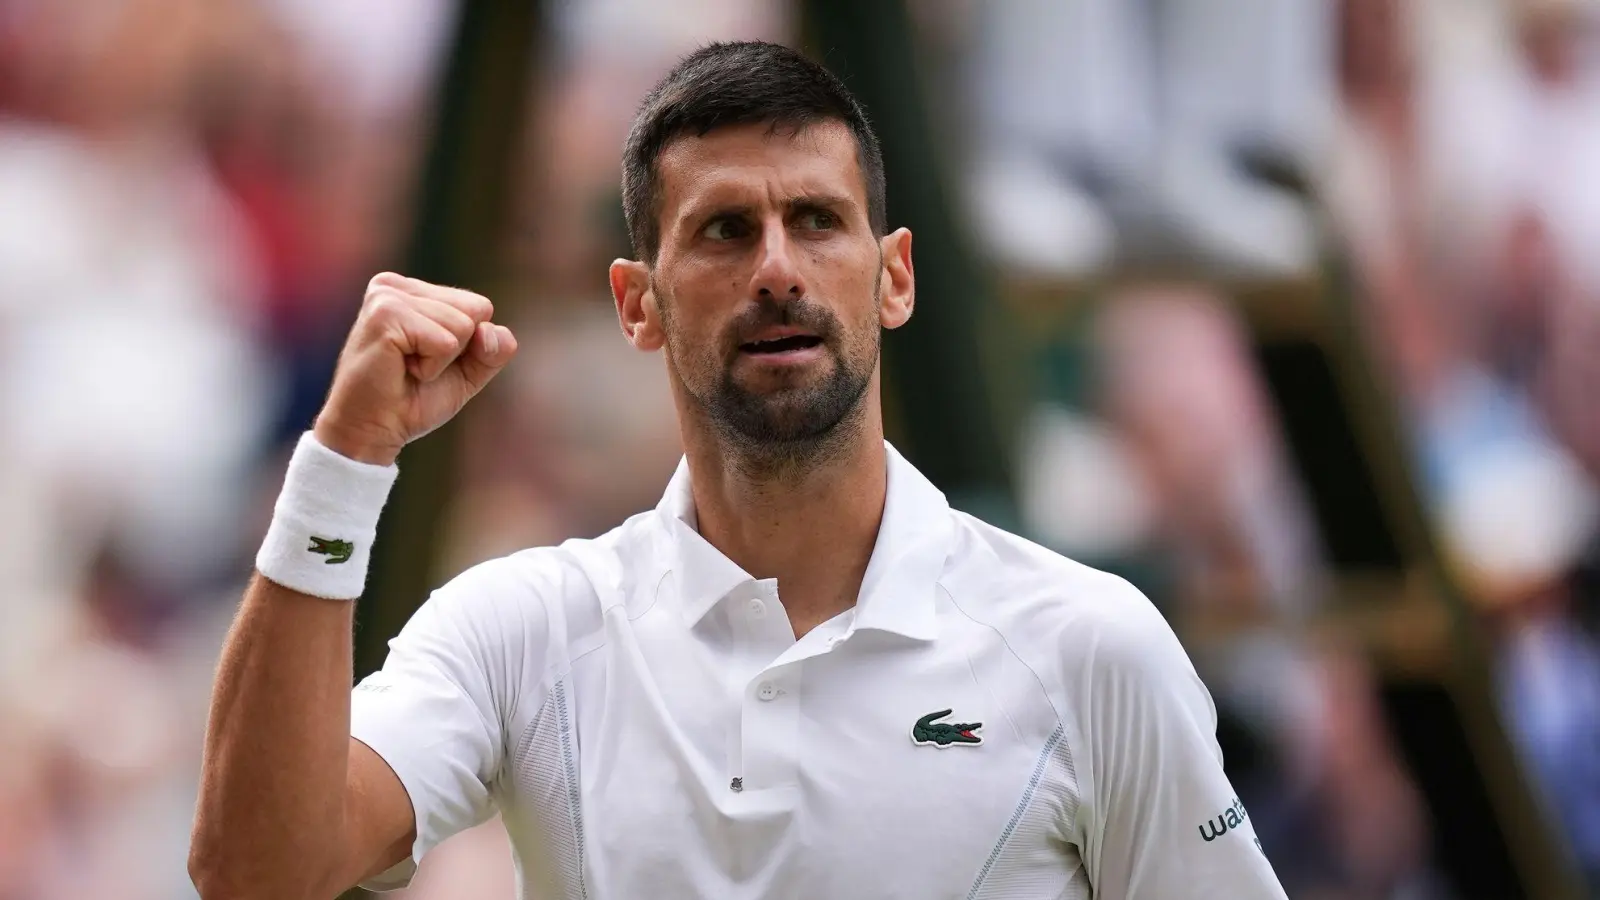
top-left (350, 443), bottom-right (1287, 899)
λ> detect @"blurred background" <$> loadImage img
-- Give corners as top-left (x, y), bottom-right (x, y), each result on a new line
top-left (2, 0), bottom-right (1599, 897)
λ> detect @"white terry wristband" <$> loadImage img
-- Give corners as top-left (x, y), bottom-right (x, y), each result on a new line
top-left (256, 432), bottom-right (400, 600)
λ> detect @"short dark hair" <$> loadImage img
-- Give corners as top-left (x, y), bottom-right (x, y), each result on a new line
top-left (621, 41), bottom-right (887, 263)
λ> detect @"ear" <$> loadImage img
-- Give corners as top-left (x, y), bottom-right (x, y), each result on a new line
top-left (878, 228), bottom-right (914, 330)
top-left (610, 258), bottom-right (664, 351)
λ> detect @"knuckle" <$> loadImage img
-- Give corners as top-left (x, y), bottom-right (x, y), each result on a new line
top-left (363, 289), bottom-right (401, 320)
top-left (435, 304), bottom-right (474, 338)
top-left (368, 271), bottom-right (404, 291)
top-left (422, 317), bottom-right (457, 343)
top-left (447, 292), bottom-right (492, 323)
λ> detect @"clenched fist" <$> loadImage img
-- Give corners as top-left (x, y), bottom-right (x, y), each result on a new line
top-left (313, 273), bottom-right (518, 467)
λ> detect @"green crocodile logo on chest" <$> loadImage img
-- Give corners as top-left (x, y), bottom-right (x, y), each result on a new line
top-left (912, 708), bottom-right (983, 747)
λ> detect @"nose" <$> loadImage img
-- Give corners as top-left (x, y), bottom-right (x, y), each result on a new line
top-left (751, 220), bottom-right (805, 299)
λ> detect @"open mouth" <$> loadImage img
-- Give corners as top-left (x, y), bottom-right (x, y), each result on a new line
top-left (740, 335), bottom-right (824, 355)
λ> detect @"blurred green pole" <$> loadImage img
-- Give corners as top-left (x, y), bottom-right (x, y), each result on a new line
top-left (355, 0), bottom-right (540, 677)
top-left (343, 0), bottom-right (540, 895)
top-left (1244, 264), bottom-right (1587, 899)
top-left (800, 0), bottom-right (1018, 527)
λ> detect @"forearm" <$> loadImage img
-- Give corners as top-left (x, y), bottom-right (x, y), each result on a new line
top-left (190, 574), bottom-right (357, 899)
top-left (187, 273), bottom-right (512, 896)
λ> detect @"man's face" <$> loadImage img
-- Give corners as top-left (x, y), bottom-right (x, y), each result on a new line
top-left (613, 120), bottom-right (912, 461)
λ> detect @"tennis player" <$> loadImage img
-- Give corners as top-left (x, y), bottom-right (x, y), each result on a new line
top-left (190, 41), bottom-right (1287, 899)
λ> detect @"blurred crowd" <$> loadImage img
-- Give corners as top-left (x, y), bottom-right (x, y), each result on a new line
top-left (0, 1), bottom-right (1597, 899)
top-left (998, 0), bottom-right (1600, 896)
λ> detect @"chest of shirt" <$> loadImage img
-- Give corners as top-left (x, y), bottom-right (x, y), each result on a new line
top-left (498, 593), bottom-right (1083, 899)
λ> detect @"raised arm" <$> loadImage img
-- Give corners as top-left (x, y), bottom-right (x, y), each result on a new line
top-left (189, 274), bottom-right (517, 899)
top-left (191, 576), bottom-right (417, 899)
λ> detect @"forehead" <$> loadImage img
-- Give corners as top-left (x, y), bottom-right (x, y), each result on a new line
top-left (653, 120), bottom-right (865, 219)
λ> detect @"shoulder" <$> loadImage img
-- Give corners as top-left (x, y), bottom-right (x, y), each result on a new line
top-left (943, 512), bottom-right (1168, 645)
top-left (418, 510), bottom-right (660, 658)
top-left (941, 512), bottom-right (1195, 696)
top-left (375, 512), bottom-right (660, 733)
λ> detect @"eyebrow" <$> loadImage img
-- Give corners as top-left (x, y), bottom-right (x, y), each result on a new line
top-left (681, 193), bottom-right (857, 226)
top-left (784, 194), bottom-right (852, 213)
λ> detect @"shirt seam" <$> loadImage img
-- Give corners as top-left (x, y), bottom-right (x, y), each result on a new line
top-left (555, 678), bottom-right (588, 899)
top-left (941, 581), bottom-right (1091, 842)
top-left (506, 678), bottom-right (589, 899)
top-left (548, 564), bottom-right (666, 677)
top-left (964, 722), bottom-right (1067, 899)
top-left (634, 568), bottom-right (670, 621)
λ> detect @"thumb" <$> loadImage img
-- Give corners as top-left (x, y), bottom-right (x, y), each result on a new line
top-left (452, 322), bottom-right (519, 395)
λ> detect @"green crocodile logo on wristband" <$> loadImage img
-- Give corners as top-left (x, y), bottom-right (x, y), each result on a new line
top-left (307, 536), bottom-right (354, 565)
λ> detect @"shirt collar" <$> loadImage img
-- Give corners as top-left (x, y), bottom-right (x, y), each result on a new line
top-left (654, 442), bottom-right (952, 641)
top-left (656, 459), bottom-right (752, 627)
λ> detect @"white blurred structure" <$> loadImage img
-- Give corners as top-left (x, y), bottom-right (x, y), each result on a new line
top-left (967, 0), bottom-right (1333, 278)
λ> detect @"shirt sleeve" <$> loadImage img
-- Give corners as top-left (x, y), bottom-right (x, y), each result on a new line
top-left (1068, 587), bottom-right (1288, 899)
top-left (350, 560), bottom-right (545, 891)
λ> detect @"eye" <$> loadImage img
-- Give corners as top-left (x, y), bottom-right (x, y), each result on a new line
top-left (797, 210), bottom-right (837, 231)
top-left (702, 217), bottom-right (750, 241)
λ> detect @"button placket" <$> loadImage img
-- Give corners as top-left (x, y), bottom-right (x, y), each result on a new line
top-left (738, 664), bottom-right (800, 791)
top-left (734, 580), bottom-right (791, 647)
top-left (727, 580), bottom-right (805, 794)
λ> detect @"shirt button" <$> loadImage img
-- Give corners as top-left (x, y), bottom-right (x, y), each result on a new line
top-left (747, 598), bottom-right (766, 619)
top-left (756, 682), bottom-right (779, 701)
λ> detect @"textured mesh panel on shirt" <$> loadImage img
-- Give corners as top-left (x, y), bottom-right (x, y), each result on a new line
top-left (509, 678), bottom-right (587, 899)
top-left (966, 723), bottom-right (1090, 899)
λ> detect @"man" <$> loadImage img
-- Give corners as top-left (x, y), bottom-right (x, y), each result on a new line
top-left (190, 41), bottom-right (1287, 899)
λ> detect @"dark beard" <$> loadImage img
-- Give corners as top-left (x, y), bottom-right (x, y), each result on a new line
top-left (661, 286), bottom-right (879, 477)
top-left (700, 331), bottom-right (876, 474)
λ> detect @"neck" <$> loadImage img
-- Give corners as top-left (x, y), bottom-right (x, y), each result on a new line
top-left (684, 413), bottom-right (888, 638)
